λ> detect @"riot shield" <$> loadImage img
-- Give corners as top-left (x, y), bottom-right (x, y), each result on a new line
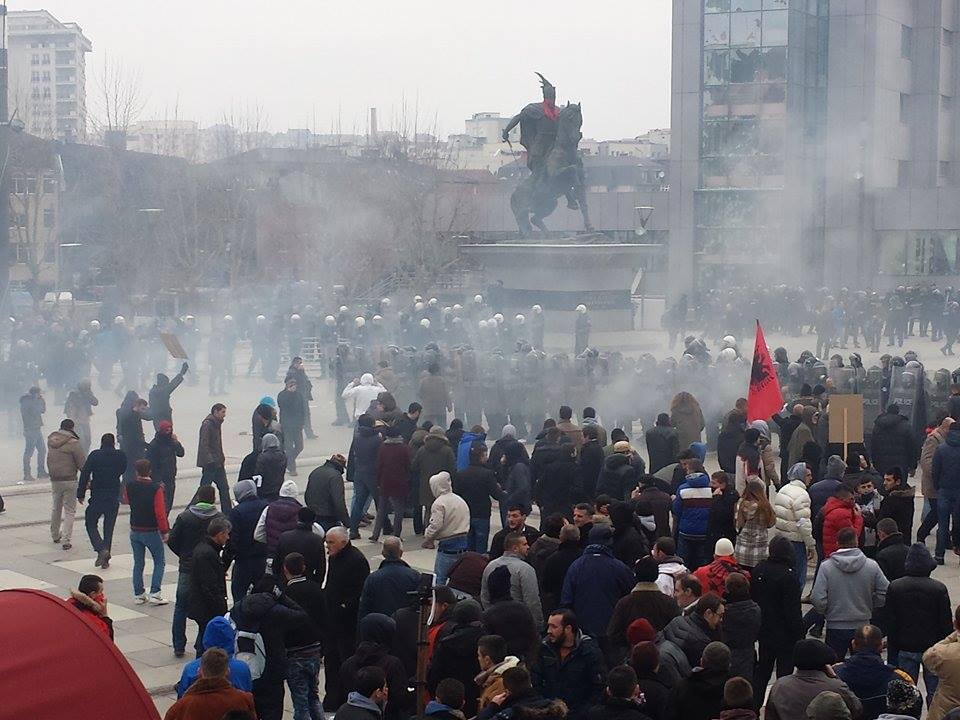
top-left (828, 367), bottom-right (857, 395)
top-left (861, 367), bottom-right (885, 435)
top-left (888, 366), bottom-right (922, 424)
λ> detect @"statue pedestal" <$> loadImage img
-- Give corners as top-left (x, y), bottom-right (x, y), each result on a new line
top-left (459, 238), bottom-right (645, 333)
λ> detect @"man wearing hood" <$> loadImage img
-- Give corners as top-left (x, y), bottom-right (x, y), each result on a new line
top-left (871, 405), bottom-right (918, 477)
top-left (673, 463), bottom-right (713, 570)
top-left (933, 422), bottom-right (960, 563)
top-left (255, 432), bottom-right (288, 501)
top-left (424, 470), bottom-right (471, 585)
top-left (765, 639), bottom-right (862, 720)
top-left (47, 418), bottom-right (86, 550)
top-left (64, 379), bottom-right (99, 453)
top-left (348, 414), bottom-right (382, 540)
top-left (255, 479), bottom-right (305, 557)
top-left (811, 527), bottom-right (889, 660)
top-left (168, 484), bottom-right (224, 657)
top-left (228, 478), bottom-right (268, 604)
top-left (343, 374), bottom-right (388, 423)
top-left (334, 666), bottom-right (389, 720)
top-left (232, 575), bottom-right (310, 720)
top-left (580, 407), bottom-right (607, 447)
top-left (886, 542), bottom-right (952, 708)
top-left (278, 377), bottom-right (307, 475)
top-left (175, 614), bottom-right (253, 697)
top-left (146, 420), bottom-right (185, 514)
top-left (341, 613), bottom-right (412, 720)
top-left (118, 393), bottom-right (152, 484)
top-left (773, 404), bottom-right (804, 481)
top-left (561, 525), bottom-right (634, 662)
top-left (252, 398), bottom-right (282, 453)
top-left (305, 453), bottom-right (350, 530)
top-left (149, 362), bottom-right (188, 433)
top-left (809, 455), bottom-right (849, 529)
top-left (78, 432), bottom-right (127, 568)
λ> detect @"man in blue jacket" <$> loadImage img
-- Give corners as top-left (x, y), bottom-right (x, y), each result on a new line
top-left (357, 536), bottom-right (421, 621)
top-left (228, 479), bottom-right (268, 605)
top-left (932, 423), bottom-right (960, 562)
top-left (175, 615), bottom-right (253, 698)
top-left (560, 525), bottom-right (633, 664)
top-left (673, 464), bottom-right (713, 570)
top-left (834, 624), bottom-right (901, 720)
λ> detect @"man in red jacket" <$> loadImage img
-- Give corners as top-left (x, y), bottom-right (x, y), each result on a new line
top-left (820, 488), bottom-right (865, 558)
top-left (371, 425), bottom-right (411, 541)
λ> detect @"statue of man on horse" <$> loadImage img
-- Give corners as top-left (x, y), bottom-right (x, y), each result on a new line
top-left (502, 73), bottom-right (593, 237)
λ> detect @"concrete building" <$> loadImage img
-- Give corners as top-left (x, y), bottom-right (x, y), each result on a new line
top-left (669, 0), bottom-right (960, 299)
top-left (7, 9), bottom-right (92, 142)
top-left (127, 120), bottom-right (200, 161)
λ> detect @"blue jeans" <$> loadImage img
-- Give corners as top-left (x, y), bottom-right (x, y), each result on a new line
top-left (468, 517), bottom-right (491, 553)
top-left (287, 656), bottom-right (324, 720)
top-left (936, 488), bottom-right (960, 559)
top-left (23, 429), bottom-right (45, 476)
top-left (349, 482), bottom-right (376, 534)
top-left (434, 536), bottom-right (469, 585)
top-left (895, 650), bottom-right (938, 706)
top-left (130, 530), bottom-right (165, 596)
top-left (85, 497), bottom-right (119, 552)
top-left (677, 534), bottom-right (707, 570)
top-left (792, 541), bottom-right (808, 590)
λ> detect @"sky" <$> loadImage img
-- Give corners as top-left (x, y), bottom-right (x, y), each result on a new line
top-left (19, 0), bottom-right (672, 140)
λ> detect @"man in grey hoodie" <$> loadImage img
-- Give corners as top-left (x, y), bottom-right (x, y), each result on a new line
top-left (811, 527), bottom-right (889, 661)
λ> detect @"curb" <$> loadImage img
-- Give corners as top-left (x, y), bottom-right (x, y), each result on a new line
top-left (148, 684), bottom-right (177, 698)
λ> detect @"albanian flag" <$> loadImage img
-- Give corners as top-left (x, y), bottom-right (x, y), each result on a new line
top-left (747, 320), bottom-right (783, 422)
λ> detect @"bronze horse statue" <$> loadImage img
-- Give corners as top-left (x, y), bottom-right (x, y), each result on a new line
top-left (510, 102), bottom-right (593, 237)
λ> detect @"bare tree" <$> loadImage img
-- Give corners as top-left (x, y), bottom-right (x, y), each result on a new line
top-left (90, 54), bottom-right (147, 142)
top-left (7, 138), bottom-right (59, 301)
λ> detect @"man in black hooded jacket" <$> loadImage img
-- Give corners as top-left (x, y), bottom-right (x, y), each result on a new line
top-left (148, 362), bottom-right (188, 432)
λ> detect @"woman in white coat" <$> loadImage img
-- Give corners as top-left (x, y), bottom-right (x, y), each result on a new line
top-left (773, 461), bottom-right (815, 589)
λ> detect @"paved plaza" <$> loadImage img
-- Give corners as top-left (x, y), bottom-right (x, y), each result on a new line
top-left (0, 327), bottom-right (957, 715)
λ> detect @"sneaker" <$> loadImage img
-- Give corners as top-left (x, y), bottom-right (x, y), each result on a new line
top-left (936, 557), bottom-right (945, 565)
top-left (52, 536), bottom-right (61, 544)
top-left (148, 593), bottom-right (169, 605)
top-left (134, 594), bottom-right (148, 605)
top-left (37, 472), bottom-right (49, 480)
top-left (174, 649), bottom-right (185, 658)
top-left (101, 552), bottom-right (111, 569)
top-left (62, 542), bottom-right (72, 550)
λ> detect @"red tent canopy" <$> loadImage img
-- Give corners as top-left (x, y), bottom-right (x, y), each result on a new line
top-left (0, 589), bottom-right (160, 719)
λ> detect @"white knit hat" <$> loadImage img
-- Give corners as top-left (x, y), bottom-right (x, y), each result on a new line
top-left (714, 538), bottom-right (735, 557)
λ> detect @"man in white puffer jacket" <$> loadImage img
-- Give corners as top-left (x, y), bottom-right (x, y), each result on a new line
top-left (774, 461), bottom-right (815, 590)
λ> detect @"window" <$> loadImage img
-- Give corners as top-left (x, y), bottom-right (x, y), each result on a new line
top-left (30, 71), bottom-right (40, 82)
top-left (731, 11), bottom-right (762, 46)
top-left (705, 0), bottom-right (730, 12)
top-left (762, 0), bottom-right (787, 7)
top-left (41, 54), bottom-right (50, 65)
top-left (901, 26), bottom-right (914, 58)
top-left (42, 177), bottom-right (56, 193)
top-left (42, 209), bottom-right (54, 228)
top-left (30, 54), bottom-right (39, 65)
top-left (704, 13), bottom-right (730, 46)
top-left (898, 160), bottom-right (911, 187)
top-left (704, 49), bottom-right (730, 84)
top-left (761, 46), bottom-right (787, 80)
top-left (900, 93), bottom-right (910, 124)
top-left (761, 10), bottom-right (789, 46)
top-left (26, 177), bottom-right (37, 195)
top-left (42, 71), bottom-right (50, 82)
top-left (731, 0), bottom-right (761, 9)
top-left (731, 47), bottom-right (760, 82)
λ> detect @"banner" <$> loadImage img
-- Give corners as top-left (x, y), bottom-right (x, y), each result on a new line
top-left (747, 320), bottom-right (784, 422)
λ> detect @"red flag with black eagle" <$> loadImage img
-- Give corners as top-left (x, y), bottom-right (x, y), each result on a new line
top-left (747, 320), bottom-right (783, 422)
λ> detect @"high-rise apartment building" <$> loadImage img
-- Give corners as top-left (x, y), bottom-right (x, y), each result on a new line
top-left (7, 9), bottom-right (92, 142)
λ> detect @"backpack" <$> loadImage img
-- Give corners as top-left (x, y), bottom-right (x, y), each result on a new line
top-left (226, 612), bottom-right (266, 680)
